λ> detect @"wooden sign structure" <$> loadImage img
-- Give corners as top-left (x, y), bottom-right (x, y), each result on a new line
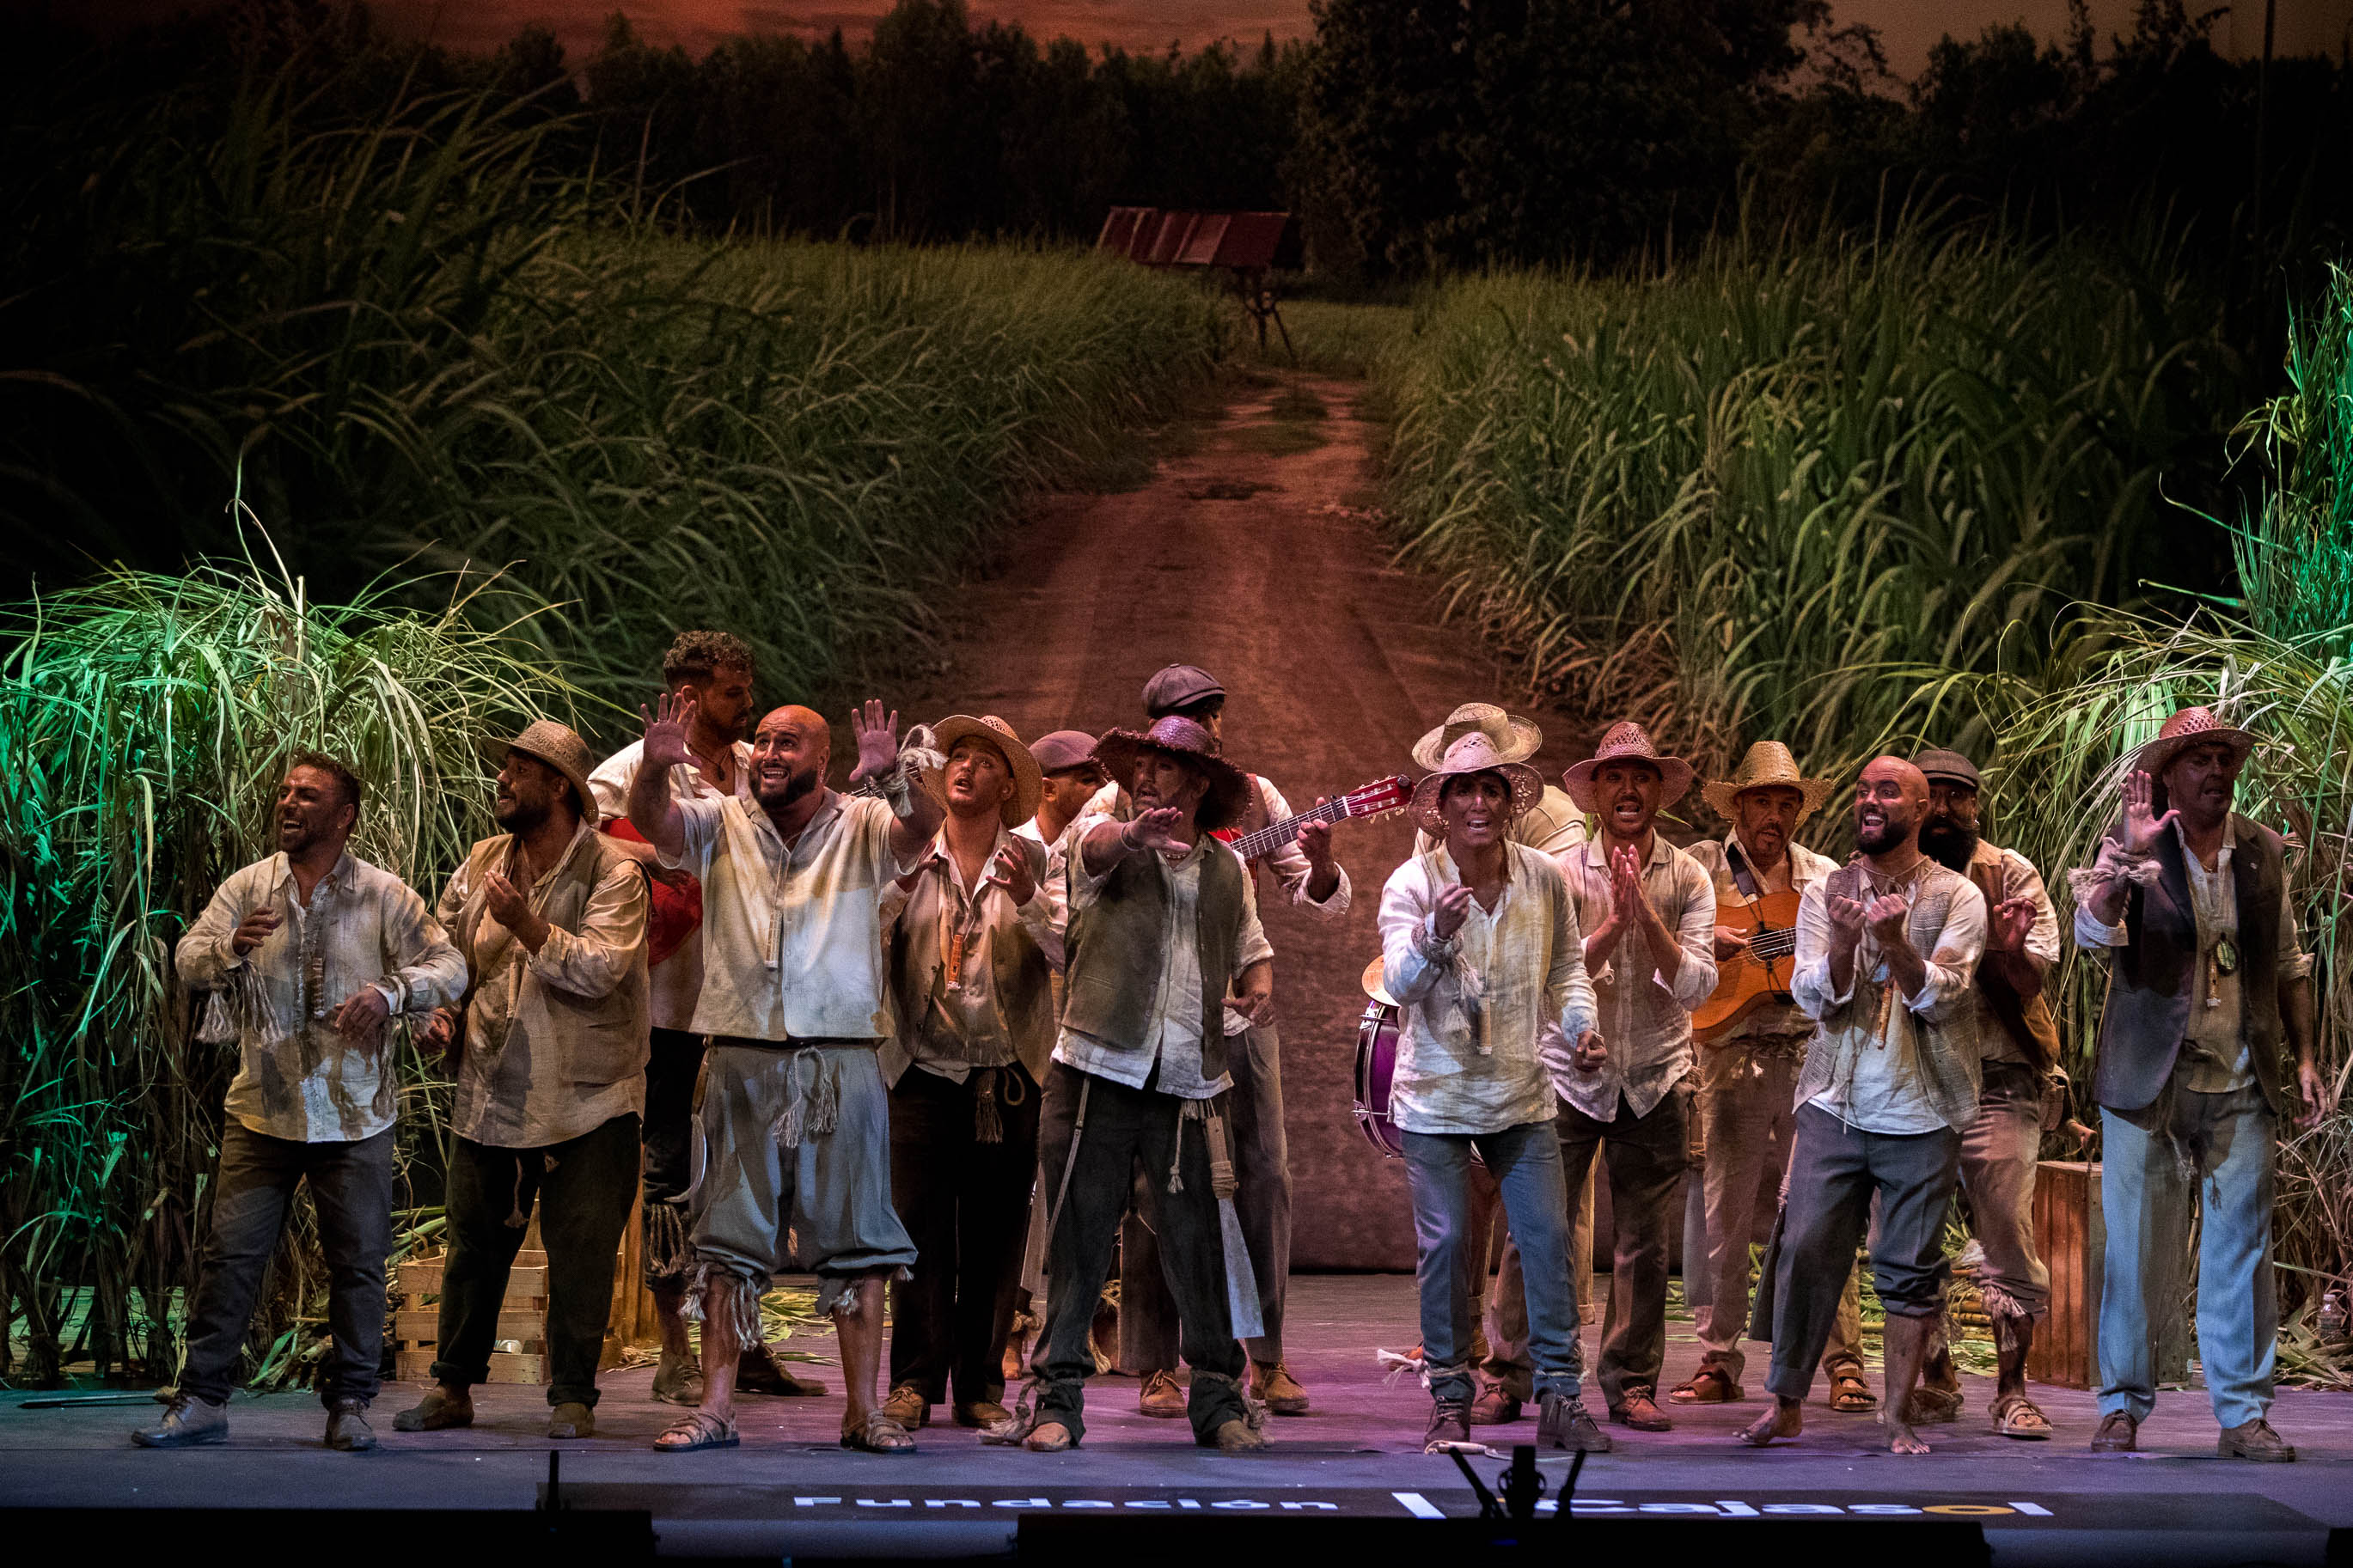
top-left (1095, 208), bottom-right (1304, 357)
top-left (394, 1189), bottom-right (651, 1384)
top-left (2027, 1160), bottom-right (2191, 1389)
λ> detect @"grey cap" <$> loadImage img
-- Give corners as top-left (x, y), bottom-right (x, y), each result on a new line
top-left (1142, 663), bottom-right (1225, 717)
top-left (1911, 747), bottom-right (1983, 791)
top-left (1030, 729), bottom-right (1101, 775)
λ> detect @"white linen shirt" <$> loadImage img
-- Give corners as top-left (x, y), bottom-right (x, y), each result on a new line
top-left (588, 736), bottom-right (753, 1033)
top-left (1051, 836), bottom-right (1274, 1100)
top-left (1554, 833), bottom-right (1719, 1120)
top-left (663, 790), bottom-right (914, 1042)
top-left (1379, 843), bottom-right (1599, 1136)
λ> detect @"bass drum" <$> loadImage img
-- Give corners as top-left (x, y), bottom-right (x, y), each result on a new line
top-left (1353, 997), bottom-right (1407, 1159)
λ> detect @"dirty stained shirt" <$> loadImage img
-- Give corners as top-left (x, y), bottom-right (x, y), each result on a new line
top-left (588, 737), bottom-right (753, 1032)
top-left (1554, 833), bottom-right (1719, 1120)
top-left (176, 851), bottom-right (467, 1144)
top-left (879, 823), bottom-right (1059, 1085)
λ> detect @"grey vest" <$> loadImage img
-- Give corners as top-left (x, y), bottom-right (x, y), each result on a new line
top-left (1061, 840), bottom-right (1246, 1083)
top-left (2093, 813), bottom-right (2287, 1114)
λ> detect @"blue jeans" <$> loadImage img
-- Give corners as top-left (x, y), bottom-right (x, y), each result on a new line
top-left (2099, 1082), bottom-right (2277, 1429)
top-left (1404, 1121), bottom-right (1581, 1404)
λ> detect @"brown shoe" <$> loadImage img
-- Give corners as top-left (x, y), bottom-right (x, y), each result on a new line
top-left (1250, 1360), bottom-right (1310, 1416)
top-left (2090, 1411), bottom-right (2138, 1453)
top-left (2218, 1419), bottom-right (2297, 1461)
top-left (547, 1400), bottom-right (596, 1439)
top-left (324, 1398), bottom-right (376, 1453)
top-left (737, 1340), bottom-right (827, 1397)
top-left (1537, 1390), bottom-right (1612, 1452)
top-left (391, 1388), bottom-right (473, 1432)
top-left (954, 1400), bottom-right (1011, 1429)
top-left (1210, 1418), bottom-right (1270, 1453)
top-left (1423, 1397), bottom-right (1472, 1452)
top-left (650, 1349), bottom-right (703, 1406)
top-left (881, 1384), bottom-right (930, 1430)
top-left (1138, 1369), bottom-right (1187, 1419)
top-left (1470, 1382), bottom-right (1523, 1425)
top-left (1611, 1390), bottom-right (1674, 1431)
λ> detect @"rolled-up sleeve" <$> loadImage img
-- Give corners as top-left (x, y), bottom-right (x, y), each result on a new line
top-left (2279, 882), bottom-right (2312, 981)
top-left (2008, 853), bottom-right (2063, 973)
top-left (1545, 873), bottom-right (1598, 1044)
top-left (176, 865), bottom-right (258, 991)
top-left (662, 796), bottom-right (724, 872)
top-left (379, 881), bottom-right (468, 1015)
top-left (1910, 879), bottom-right (1988, 1018)
top-left (1252, 776), bottom-right (1352, 918)
top-left (528, 858), bottom-right (648, 1000)
top-left (1380, 861), bottom-right (1451, 1005)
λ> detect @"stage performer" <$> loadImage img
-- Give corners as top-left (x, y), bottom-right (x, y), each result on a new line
top-left (1908, 746), bottom-right (2063, 1439)
top-left (1118, 665), bottom-right (1342, 1419)
top-left (1017, 729), bottom-right (1109, 853)
top-left (628, 694), bottom-right (940, 1454)
top-left (1548, 723), bottom-right (1719, 1434)
top-left (1670, 741), bottom-right (1869, 1411)
top-left (1379, 728), bottom-right (1612, 1455)
top-left (877, 717), bottom-right (1059, 1433)
top-left (1022, 715), bottom-right (1275, 1454)
top-left (395, 721), bottom-right (650, 1440)
top-left (588, 631), bottom-right (823, 1403)
top-left (2070, 707), bottom-right (2331, 1461)
top-left (138, 753), bottom-right (466, 1452)
top-left (1740, 757), bottom-right (1987, 1455)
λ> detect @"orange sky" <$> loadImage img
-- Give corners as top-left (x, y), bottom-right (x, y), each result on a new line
top-left (70, 0), bottom-right (2353, 75)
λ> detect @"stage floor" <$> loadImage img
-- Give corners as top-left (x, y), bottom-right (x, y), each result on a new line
top-left (5, 1275), bottom-right (2348, 1561)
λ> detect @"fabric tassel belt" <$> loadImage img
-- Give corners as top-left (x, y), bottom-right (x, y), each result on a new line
top-left (971, 1065), bottom-right (1027, 1145)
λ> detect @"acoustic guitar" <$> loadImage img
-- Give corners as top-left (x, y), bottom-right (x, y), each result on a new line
top-left (1691, 888), bottom-right (1803, 1044)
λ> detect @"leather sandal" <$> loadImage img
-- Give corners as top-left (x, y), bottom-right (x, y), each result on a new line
top-left (1989, 1394), bottom-right (2052, 1440)
top-left (654, 1409), bottom-right (739, 1452)
top-left (840, 1412), bottom-right (918, 1455)
top-left (1827, 1370), bottom-right (1878, 1412)
top-left (1670, 1365), bottom-right (1742, 1404)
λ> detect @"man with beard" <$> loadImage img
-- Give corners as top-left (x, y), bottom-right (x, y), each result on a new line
top-left (1739, 757), bottom-right (1987, 1455)
top-left (1671, 742), bottom-right (1869, 1411)
top-left (879, 717), bottom-right (1058, 1433)
top-left (1549, 723), bottom-right (1719, 1435)
top-left (396, 722), bottom-right (650, 1440)
top-left (138, 753), bottom-right (466, 1452)
top-left (1905, 747), bottom-right (2063, 1439)
top-left (1021, 716), bottom-right (1277, 1455)
top-left (1115, 665), bottom-right (1342, 1419)
top-left (589, 631), bottom-right (818, 1402)
top-left (629, 695), bottom-right (942, 1454)
top-left (1379, 729), bottom-right (1610, 1454)
top-left (2072, 708), bottom-right (2329, 1461)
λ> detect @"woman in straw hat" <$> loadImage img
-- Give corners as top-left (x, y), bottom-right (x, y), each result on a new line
top-left (1378, 729), bottom-right (1612, 1454)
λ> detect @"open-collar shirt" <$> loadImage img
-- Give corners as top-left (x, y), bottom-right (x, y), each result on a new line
top-left (176, 851), bottom-right (467, 1144)
top-left (882, 822), bottom-right (1060, 1084)
top-left (1685, 833), bottom-right (1840, 1045)
top-left (1554, 833), bottom-right (1720, 1120)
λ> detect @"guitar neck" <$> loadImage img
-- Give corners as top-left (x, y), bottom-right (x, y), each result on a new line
top-left (1232, 797), bottom-right (1349, 862)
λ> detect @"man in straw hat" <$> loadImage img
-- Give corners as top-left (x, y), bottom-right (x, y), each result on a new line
top-left (1379, 727), bottom-right (1612, 1454)
top-left (1904, 745), bottom-right (2064, 1439)
top-left (1740, 757), bottom-right (1988, 1455)
top-left (2070, 706), bottom-right (2330, 1461)
top-left (1671, 741), bottom-right (1866, 1411)
top-left (877, 717), bottom-right (1059, 1433)
top-left (628, 695), bottom-right (941, 1454)
top-left (1551, 722), bottom-right (1719, 1435)
top-left (1117, 664), bottom-right (1343, 1419)
top-left (138, 752), bottom-right (466, 1453)
top-left (395, 721), bottom-right (651, 1441)
top-left (1020, 714), bottom-right (1276, 1454)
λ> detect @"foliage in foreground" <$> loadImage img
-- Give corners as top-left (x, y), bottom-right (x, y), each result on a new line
top-left (0, 547), bottom-right (569, 1382)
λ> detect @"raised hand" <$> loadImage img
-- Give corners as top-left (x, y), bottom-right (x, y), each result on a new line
top-left (640, 690), bottom-right (697, 772)
top-left (1124, 806), bottom-right (1189, 856)
top-left (328, 985), bottom-right (391, 1045)
top-left (1864, 893), bottom-right (1910, 949)
top-left (2119, 768), bottom-right (2178, 856)
top-left (1609, 844), bottom-right (1645, 911)
top-left (1570, 1028), bottom-right (1608, 1074)
top-left (847, 699), bottom-right (901, 785)
top-left (1827, 894), bottom-right (1868, 955)
top-left (1432, 882), bottom-right (1474, 940)
top-left (1989, 895), bottom-right (2038, 955)
top-left (985, 844), bottom-right (1036, 906)
top-left (230, 906), bottom-right (282, 957)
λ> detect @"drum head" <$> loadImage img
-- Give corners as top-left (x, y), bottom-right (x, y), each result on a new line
top-left (1360, 955), bottom-right (1397, 1007)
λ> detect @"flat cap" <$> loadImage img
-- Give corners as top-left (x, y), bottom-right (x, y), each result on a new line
top-left (1911, 747), bottom-right (1983, 791)
top-left (1142, 663), bottom-right (1225, 717)
top-left (1029, 729), bottom-right (1101, 774)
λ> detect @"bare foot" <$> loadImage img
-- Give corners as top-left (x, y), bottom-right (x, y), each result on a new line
top-left (1885, 1419), bottom-right (1930, 1455)
top-left (1739, 1400), bottom-right (1803, 1447)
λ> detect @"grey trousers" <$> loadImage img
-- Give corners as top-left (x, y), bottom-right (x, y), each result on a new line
top-left (1959, 1060), bottom-right (2050, 1319)
top-left (1121, 1021), bottom-right (1291, 1367)
top-left (1764, 1102), bottom-right (1962, 1400)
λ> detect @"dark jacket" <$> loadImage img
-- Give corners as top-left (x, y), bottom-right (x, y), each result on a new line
top-left (2094, 813), bottom-right (2289, 1114)
top-left (1060, 839), bottom-right (1246, 1083)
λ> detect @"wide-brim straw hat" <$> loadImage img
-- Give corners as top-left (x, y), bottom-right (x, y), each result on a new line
top-left (1411, 701), bottom-right (1543, 772)
top-left (932, 715), bottom-right (1044, 830)
top-left (1702, 741), bottom-right (1835, 827)
top-left (482, 718), bottom-right (597, 817)
top-left (1092, 716), bottom-right (1252, 832)
top-left (1409, 731), bottom-right (1545, 834)
top-left (1562, 721), bottom-right (1694, 813)
top-left (2132, 705), bottom-right (2257, 778)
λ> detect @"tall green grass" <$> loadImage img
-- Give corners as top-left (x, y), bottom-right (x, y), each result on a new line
top-left (1382, 201), bottom-right (2244, 787)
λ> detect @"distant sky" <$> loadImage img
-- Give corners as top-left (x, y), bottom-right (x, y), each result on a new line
top-left (55, 0), bottom-right (2353, 76)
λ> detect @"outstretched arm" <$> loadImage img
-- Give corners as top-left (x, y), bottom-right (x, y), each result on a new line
top-left (848, 699), bottom-right (944, 864)
top-left (626, 692), bottom-right (696, 863)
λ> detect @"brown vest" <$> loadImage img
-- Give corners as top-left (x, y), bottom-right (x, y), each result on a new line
top-left (1060, 839), bottom-right (1246, 1083)
top-left (1965, 844), bottom-right (2062, 1072)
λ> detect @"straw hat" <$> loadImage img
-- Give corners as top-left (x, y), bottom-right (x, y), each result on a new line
top-left (1410, 701), bottom-right (1543, 772)
top-left (484, 719), bottom-right (597, 817)
top-left (1092, 716), bottom-right (1252, 831)
top-left (1409, 731), bottom-right (1545, 834)
top-left (1702, 741), bottom-right (1835, 826)
top-left (932, 715), bottom-right (1044, 830)
top-left (2132, 705), bottom-right (2257, 778)
top-left (1562, 722), bottom-right (1694, 813)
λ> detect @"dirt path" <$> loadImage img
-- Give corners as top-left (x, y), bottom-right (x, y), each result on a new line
top-left (895, 371), bottom-right (1599, 1268)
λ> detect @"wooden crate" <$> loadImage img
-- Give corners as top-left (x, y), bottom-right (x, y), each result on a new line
top-left (2028, 1159), bottom-right (2191, 1391)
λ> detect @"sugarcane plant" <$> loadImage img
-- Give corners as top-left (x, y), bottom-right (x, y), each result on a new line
top-left (0, 518), bottom-right (578, 1385)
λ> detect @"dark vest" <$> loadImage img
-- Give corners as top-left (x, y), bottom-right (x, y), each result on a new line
top-left (2094, 813), bottom-right (2287, 1114)
top-left (1060, 839), bottom-right (1247, 1084)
